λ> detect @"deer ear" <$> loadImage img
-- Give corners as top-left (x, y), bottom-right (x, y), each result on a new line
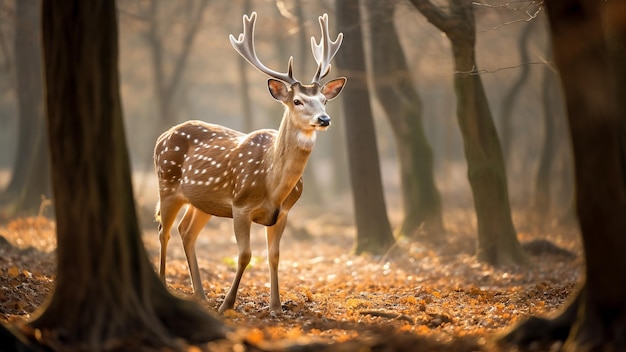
top-left (321, 77), bottom-right (346, 101)
top-left (268, 79), bottom-right (290, 102)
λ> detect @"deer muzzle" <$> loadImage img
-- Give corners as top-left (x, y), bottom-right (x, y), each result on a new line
top-left (317, 115), bottom-right (331, 127)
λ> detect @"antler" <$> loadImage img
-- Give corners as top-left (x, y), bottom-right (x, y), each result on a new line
top-left (310, 13), bottom-right (343, 84)
top-left (229, 12), bottom-right (298, 85)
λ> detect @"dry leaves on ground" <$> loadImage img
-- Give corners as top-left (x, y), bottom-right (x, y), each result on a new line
top-left (0, 208), bottom-right (583, 351)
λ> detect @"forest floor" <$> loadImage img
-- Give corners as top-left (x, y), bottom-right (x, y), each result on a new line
top-left (0, 204), bottom-right (583, 351)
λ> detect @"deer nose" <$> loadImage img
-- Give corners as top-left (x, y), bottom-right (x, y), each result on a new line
top-left (317, 115), bottom-right (331, 127)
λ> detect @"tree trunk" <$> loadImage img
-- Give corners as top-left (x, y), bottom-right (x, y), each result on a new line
top-left (1, 0), bottom-right (50, 215)
top-left (451, 42), bottom-right (525, 266)
top-left (409, 0), bottom-right (526, 266)
top-left (365, 0), bottom-right (444, 239)
top-left (22, 1), bottom-right (226, 349)
top-left (145, 0), bottom-right (208, 147)
top-left (530, 46), bottom-right (559, 227)
top-left (335, 0), bottom-right (395, 255)
top-left (502, 0), bottom-right (626, 349)
top-left (499, 22), bottom-right (533, 163)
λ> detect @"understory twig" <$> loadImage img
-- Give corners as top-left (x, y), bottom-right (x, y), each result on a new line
top-left (359, 310), bottom-right (415, 324)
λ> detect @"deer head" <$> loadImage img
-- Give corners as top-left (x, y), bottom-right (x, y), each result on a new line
top-left (229, 12), bottom-right (346, 135)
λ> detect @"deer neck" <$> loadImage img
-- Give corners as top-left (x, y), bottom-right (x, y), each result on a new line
top-left (267, 111), bottom-right (315, 203)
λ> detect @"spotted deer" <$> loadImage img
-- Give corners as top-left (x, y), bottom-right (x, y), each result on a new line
top-left (154, 12), bottom-right (346, 313)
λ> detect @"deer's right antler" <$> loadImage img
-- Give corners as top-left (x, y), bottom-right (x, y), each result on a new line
top-left (229, 12), bottom-right (298, 85)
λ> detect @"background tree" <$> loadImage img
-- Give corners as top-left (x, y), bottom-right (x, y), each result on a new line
top-left (20, 1), bottom-right (226, 349)
top-left (529, 45), bottom-right (562, 227)
top-left (499, 21), bottom-right (533, 163)
top-left (503, 0), bottom-right (626, 349)
top-left (0, 0), bottom-right (50, 217)
top-left (364, 0), bottom-right (444, 239)
top-left (409, 0), bottom-right (527, 266)
top-left (335, 0), bottom-right (395, 255)
top-left (0, 3), bottom-right (16, 149)
top-left (145, 0), bottom-right (209, 132)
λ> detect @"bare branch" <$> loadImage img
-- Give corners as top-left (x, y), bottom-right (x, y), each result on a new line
top-left (166, 0), bottom-right (209, 99)
top-left (408, 0), bottom-right (452, 34)
top-left (453, 60), bottom-right (548, 76)
top-left (475, 1), bottom-right (543, 31)
top-left (472, 0), bottom-right (542, 12)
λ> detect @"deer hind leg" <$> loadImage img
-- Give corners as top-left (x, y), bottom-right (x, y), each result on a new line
top-left (219, 210), bottom-right (252, 313)
top-left (157, 196), bottom-right (185, 282)
top-left (178, 206), bottom-right (211, 300)
top-left (265, 211), bottom-right (288, 313)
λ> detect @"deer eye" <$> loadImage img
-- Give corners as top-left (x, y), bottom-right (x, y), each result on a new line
top-left (293, 99), bottom-right (302, 106)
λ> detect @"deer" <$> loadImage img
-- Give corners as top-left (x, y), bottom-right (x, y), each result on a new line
top-left (154, 12), bottom-right (346, 313)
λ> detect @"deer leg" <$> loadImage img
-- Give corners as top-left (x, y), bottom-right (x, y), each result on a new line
top-left (178, 206), bottom-right (211, 300)
top-left (219, 210), bottom-right (252, 313)
top-left (157, 197), bottom-right (185, 282)
top-left (266, 211), bottom-right (288, 313)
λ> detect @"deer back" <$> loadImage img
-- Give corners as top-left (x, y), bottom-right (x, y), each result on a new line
top-left (154, 120), bottom-right (302, 225)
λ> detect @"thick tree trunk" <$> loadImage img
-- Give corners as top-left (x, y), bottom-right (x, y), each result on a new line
top-left (502, 1), bottom-right (626, 349)
top-left (451, 40), bottom-right (526, 266)
top-left (365, 0), bottom-right (444, 239)
top-left (23, 1), bottom-right (225, 349)
top-left (335, 0), bottom-right (395, 255)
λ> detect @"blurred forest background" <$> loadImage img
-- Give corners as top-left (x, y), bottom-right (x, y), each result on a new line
top-left (0, 0), bottom-right (596, 349)
top-left (0, 0), bottom-right (571, 240)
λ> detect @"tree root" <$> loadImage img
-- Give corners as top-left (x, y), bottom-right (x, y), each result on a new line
top-left (499, 290), bottom-right (578, 348)
top-left (0, 323), bottom-right (40, 352)
top-left (499, 288), bottom-right (626, 351)
top-left (20, 282), bottom-right (228, 351)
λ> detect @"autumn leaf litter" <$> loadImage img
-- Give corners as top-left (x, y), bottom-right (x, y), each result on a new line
top-left (0, 207), bottom-right (582, 350)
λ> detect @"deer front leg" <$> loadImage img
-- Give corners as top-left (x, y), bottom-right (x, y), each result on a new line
top-left (219, 210), bottom-right (252, 313)
top-left (178, 206), bottom-right (212, 300)
top-left (266, 211), bottom-right (288, 313)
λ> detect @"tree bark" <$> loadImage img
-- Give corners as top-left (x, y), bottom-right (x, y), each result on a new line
top-left (502, 1), bottom-right (626, 349)
top-left (335, 0), bottom-right (395, 255)
top-left (22, 1), bottom-right (226, 349)
top-left (409, 0), bottom-right (526, 265)
top-left (365, 0), bottom-right (444, 239)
